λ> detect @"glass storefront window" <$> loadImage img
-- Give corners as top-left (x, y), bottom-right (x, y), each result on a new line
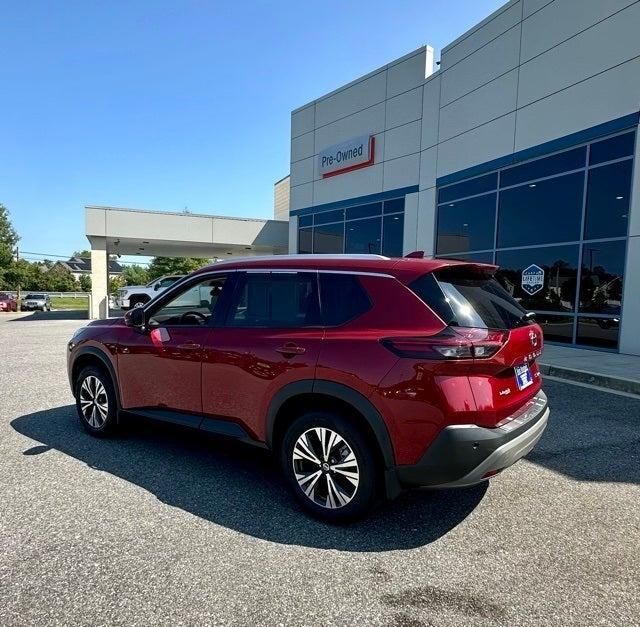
top-left (297, 196), bottom-right (405, 258)
top-left (579, 240), bottom-right (625, 314)
top-left (435, 130), bottom-right (634, 350)
top-left (346, 202), bottom-right (381, 221)
top-left (495, 245), bottom-right (579, 313)
top-left (383, 198), bottom-right (404, 214)
top-left (313, 223), bottom-right (343, 254)
top-left (584, 160), bottom-right (632, 239)
top-left (500, 147), bottom-right (585, 187)
top-left (382, 213), bottom-right (404, 257)
top-left (498, 172), bottom-right (584, 248)
top-left (314, 209), bottom-right (344, 225)
top-left (298, 227), bottom-right (312, 254)
top-left (576, 317), bottom-right (620, 349)
top-left (589, 132), bottom-right (635, 165)
top-left (534, 314), bottom-right (575, 344)
top-left (345, 217), bottom-right (381, 254)
top-left (438, 172), bottom-right (497, 204)
top-left (436, 193), bottom-right (496, 254)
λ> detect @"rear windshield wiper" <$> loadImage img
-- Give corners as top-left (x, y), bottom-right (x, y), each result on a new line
top-left (521, 311), bottom-right (536, 323)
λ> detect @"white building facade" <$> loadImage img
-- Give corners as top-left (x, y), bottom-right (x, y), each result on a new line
top-left (288, 0), bottom-right (640, 355)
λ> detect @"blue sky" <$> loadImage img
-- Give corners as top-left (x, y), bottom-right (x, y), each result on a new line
top-left (0, 0), bottom-right (503, 263)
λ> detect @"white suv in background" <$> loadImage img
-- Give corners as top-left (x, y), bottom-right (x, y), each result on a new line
top-left (115, 275), bottom-right (184, 310)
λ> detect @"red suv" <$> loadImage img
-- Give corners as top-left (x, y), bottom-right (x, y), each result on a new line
top-left (67, 254), bottom-right (549, 521)
top-left (0, 292), bottom-right (18, 312)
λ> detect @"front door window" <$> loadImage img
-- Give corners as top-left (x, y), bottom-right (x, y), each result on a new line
top-left (149, 275), bottom-right (228, 327)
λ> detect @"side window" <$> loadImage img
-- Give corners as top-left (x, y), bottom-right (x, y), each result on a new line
top-left (159, 277), bottom-right (178, 288)
top-left (319, 273), bottom-right (371, 326)
top-left (227, 272), bottom-right (320, 328)
top-left (148, 275), bottom-right (228, 326)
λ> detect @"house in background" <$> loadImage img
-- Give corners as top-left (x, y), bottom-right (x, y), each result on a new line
top-left (53, 256), bottom-right (123, 281)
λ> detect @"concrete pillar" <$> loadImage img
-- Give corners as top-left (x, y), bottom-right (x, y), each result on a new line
top-left (90, 237), bottom-right (108, 319)
top-left (416, 188), bottom-right (437, 257)
top-left (619, 122), bottom-right (640, 355)
top-left (402, 192), bottom-right (419, 254)
top-left (288, 215), bottom-right (299, 254)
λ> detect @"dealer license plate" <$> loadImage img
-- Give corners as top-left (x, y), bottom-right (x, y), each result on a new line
top-left (515, 363), bottom-right (533, 391)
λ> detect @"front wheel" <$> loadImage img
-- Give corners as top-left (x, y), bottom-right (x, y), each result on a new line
top-left (74, 366), bottom-right (119, 437)
top-left (129, 296), bottom-right (149, 309)
top-left (281, 412), bottom-right (379, 522)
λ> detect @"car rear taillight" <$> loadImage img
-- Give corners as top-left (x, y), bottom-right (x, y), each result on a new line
top-left (381, 327), bottom-right (507, 360)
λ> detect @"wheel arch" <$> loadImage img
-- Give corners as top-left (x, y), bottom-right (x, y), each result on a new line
top-left (266, 379), bottom-right (396, 470)
top-left (70, 347), bottom-right (121, 409)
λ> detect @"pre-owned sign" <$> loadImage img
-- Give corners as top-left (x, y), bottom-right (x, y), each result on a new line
top-left (319, 135), bottom-right (375, 178)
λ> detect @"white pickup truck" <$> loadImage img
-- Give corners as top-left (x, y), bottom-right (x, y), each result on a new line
top-left (115, 275), bottom-right (185, 310)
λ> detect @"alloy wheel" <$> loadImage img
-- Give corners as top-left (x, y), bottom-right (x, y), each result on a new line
top-left (292, 427), bottom-right (360, 509)
top-left (79, 375), bottom-right (108, 429)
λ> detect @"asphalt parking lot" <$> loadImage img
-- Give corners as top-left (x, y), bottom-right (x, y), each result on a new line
top-left (1, 313), bottom-right (639, 626)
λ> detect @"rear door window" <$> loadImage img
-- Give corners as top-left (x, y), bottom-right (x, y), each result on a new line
top-left (227, 272), bottom-right (320, 328)
top-left (409, 268), bottom-right (528, 330)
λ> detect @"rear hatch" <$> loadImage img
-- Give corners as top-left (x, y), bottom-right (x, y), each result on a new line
top-left (409, 264), bottom-right (543, 424)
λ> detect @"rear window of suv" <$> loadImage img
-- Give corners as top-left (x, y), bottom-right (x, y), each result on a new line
top-left (409, 267), bottom-right (528, 330)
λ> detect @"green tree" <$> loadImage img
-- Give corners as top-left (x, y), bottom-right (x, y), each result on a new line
top-left (109, 275), bottom-right (125, 295)
top-left (79, 274), bottom-right (92, 292)
top-left (2, 260), bottom-right (31, 291)
top-left (44, 264), bottom-right (78, 292)
top-left (147, 257), bottom-right (209, 280)
top-left (0, 204), bottom-right (19, 269)
top-left (122, 264), bottom-right (149, 286)
top-left (72, 249), bottom-right (116, 261)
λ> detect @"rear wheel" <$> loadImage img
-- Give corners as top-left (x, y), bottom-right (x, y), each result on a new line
top-left (281, 411), bottom-right (378, 522)
top-left (74, 366), bottom-right (119, 437)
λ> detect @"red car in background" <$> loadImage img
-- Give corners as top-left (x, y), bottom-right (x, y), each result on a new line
top-left (67, 254), bottom-right (549, 521)
top-left (0, 292), bottom-right (17, 312)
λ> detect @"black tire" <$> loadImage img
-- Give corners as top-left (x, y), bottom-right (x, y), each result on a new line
top-left (281, 411), bottom-right (379, 523)
top-left (129, 296), bottom-right (149, 309)
top-left (74, 365), bottom-right (119, 437)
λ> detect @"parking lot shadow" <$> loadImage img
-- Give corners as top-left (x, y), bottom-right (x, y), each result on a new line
top-left (526, 380), bottom-right (640, 484)
top-left (11, 406), bottom-right (486, 552)
top-left (10, 310), bottom-right (88, 321)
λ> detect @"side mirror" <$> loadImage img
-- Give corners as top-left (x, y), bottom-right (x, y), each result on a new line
top-left (124, 307), bottom-right (145, 328)
top-left (154, 283), bottom-right (161, 291)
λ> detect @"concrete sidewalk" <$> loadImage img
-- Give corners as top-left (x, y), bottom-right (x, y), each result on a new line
top-left (540, 344), bottom-right (640, 396)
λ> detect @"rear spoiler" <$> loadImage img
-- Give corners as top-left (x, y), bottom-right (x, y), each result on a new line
top-left (404, 251), bottom-right (497, 275)
top-left (435, 262), bottom-right (498, 279)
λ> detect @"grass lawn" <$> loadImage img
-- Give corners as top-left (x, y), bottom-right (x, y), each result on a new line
top-left (50, 296), bottom-right (89, 310)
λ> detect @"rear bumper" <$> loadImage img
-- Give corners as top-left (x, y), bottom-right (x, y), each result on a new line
top-left (395, 390), bottom-right (549, 488)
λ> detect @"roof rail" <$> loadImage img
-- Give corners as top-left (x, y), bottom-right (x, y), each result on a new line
top-left (209, 253), bottom-right (390, 266)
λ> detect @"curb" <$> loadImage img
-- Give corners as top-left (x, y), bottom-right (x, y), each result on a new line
top-left (539, 363), bottom-right (640, 396)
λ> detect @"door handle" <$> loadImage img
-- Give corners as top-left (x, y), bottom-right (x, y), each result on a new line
top-left (177, 342), bottom-right (201, 350)
top-left (275, 343), bottom-right (306, 357)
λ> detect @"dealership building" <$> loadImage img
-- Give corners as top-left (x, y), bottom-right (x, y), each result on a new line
top-left (286, 0), bottom-right (640, 355)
